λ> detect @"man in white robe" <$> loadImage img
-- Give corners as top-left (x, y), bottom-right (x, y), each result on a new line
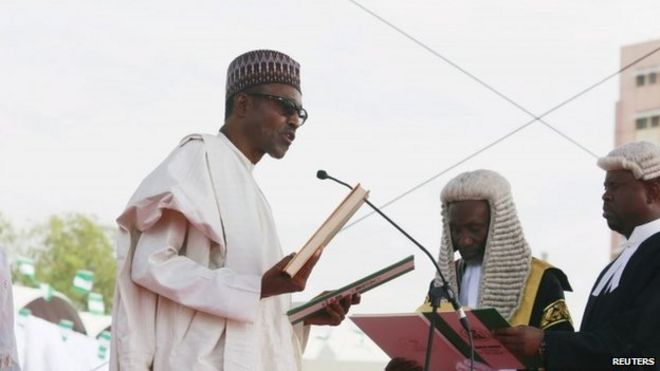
top-left (110, 50), bottom-right (358, 371)
top-left (0, 245), bottom-right (20, 371)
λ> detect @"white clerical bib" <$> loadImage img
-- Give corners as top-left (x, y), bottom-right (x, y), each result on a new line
top-left (592, 218), bottom-right (660, 296)
top-left (459, 263), bottom-right (482, 308)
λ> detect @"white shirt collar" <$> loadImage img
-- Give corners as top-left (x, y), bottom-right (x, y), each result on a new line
top-left (625, 218), bottom-right (660, 247)
top-left (217, 132), bottom-right (255, 173)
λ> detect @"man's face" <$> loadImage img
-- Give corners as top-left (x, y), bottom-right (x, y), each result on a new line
top-left (602, 170), bottom-right (650, 237)
top-left (242, 83), bottom-right (303, 160)
top-left (447, 200), bottom-right (490, 264)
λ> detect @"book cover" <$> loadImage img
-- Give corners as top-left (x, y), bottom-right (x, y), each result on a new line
top-left (350, 313), bottom-right (468, 370)
top-left (287, 255), bottom-right (414, 324)
top-left (352, 308), bottom-right (539, 370)
top-left (424, 308), bottom-right (541, 369)
top-left (283, 184), bottom-right (369, 277)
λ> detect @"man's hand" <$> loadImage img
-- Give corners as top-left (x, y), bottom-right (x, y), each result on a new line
top-left (260, 250), bottom-right (322, 299)
top-left (493, 325), bottom-right (544, 358)
top-left (303, 293), bottom-right (361, 326)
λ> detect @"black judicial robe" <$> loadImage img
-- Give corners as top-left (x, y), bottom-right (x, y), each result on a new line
top-left (544, 232), bottom-right (660, 370)
top-left (455, 258), bottom-right (574, 332)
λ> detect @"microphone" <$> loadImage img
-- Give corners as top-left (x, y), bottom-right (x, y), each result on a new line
top-left (317, 169), bottom-right (474, 371)
top-left (316, 169), bottom-right (469, 325)
top-left (316, 170), bottom-right (352, 189)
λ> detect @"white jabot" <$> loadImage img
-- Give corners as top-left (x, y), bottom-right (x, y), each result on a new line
top-left (459, 263), bottom-right (482, 308)
top-left (592, 218), bottom-right (660, 296)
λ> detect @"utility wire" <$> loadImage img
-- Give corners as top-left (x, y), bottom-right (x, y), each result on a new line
top-left (348, 0), bottom-right (600, 158)
top-left (342, 0), bottom-right (660, 230)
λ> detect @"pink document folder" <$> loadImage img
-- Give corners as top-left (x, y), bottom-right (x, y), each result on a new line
top-left (351, 313), bottom-right (467, 370)
top-left (351, 310), bottom-right (537, 370)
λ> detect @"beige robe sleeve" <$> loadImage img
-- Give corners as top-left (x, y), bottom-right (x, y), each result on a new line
top-left (130, 210), bottom-right (261, 322)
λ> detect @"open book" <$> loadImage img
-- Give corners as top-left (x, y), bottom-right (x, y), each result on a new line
top-left (283, 184), bottom-right (369, 277)
top-left (287, 255), bottom-right (414, 324)
top-left (351, 309), bottom-right (540, 370)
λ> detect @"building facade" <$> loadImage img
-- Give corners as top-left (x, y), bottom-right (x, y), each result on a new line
top-left (611, 39), bottom-right (660, 258)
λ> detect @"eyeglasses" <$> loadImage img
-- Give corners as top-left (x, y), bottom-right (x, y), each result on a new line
top-left (247, 93), bottom-right (309, 126)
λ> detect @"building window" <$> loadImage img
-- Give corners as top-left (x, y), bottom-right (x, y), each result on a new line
top-left (637, 74), bottom-right (646, 86)
top-left (636, 117), bottom-right (648, 129)
top-left (652, 116), bottom-right (660, 127)
top-left (650, 72), bottom-right (657, 84)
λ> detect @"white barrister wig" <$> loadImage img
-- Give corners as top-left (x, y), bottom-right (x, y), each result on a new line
top-left (597, 141), bottom-right (660, 180)
top-left (437, 169), bottom-right (531, 321)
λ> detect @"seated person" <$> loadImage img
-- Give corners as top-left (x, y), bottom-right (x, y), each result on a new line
top-left (388, 169), bottom-right (573, 371)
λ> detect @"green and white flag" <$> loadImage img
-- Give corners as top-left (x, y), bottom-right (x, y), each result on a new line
top-left (73, 269), bottom-right (94, 293)
top-left (17, 257), bottom-right (35, 277)
top-left (98, 330), bottom-right (111, 344)
top-left (39, 283), bottom-right (54, 301)
top-left (97, 345), bottom-right (108, 360)
top-left (58, 319), bottom-right (74, 341)
top-left (87, 292), bottom-right (105, 315)
top-left (17, 308), bottom-right (31, 327)
top-left (97, 331), bottom-right (111, 360)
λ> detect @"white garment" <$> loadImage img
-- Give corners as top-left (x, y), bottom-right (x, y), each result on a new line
top-left (0, 246), bottom-right (20, 371)
top-left (592, 218), bottom-right (660, 296)
top-left (459, 264), bottom-right (482, 308)
top-left (458, 264), bottom-right (513, 371)
top-left (15, 314), bottom-right (105, 371)
top-left (110, 133), bottom-right (306, 371)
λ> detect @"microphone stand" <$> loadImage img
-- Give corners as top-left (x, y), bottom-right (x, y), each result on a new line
top-left (316, 170), bottom-right (474, 371)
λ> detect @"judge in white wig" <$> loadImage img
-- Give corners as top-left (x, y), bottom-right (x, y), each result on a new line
top-left (497, 141), bottom-right (660, 370)
top-left (431, 169), bottom-right (573, 331)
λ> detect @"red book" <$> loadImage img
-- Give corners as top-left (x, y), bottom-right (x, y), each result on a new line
top-left (351, 309), bottom-right (539, 370)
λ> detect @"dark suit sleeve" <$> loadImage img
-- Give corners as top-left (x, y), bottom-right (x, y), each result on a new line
top-left (529, 270), bottom-right (574, 332)
top-left (543, 259), bottom-right (660, 370)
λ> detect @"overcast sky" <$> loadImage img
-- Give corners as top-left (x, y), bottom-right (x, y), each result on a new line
top-left (2, 0), bottom-right (660, 360)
